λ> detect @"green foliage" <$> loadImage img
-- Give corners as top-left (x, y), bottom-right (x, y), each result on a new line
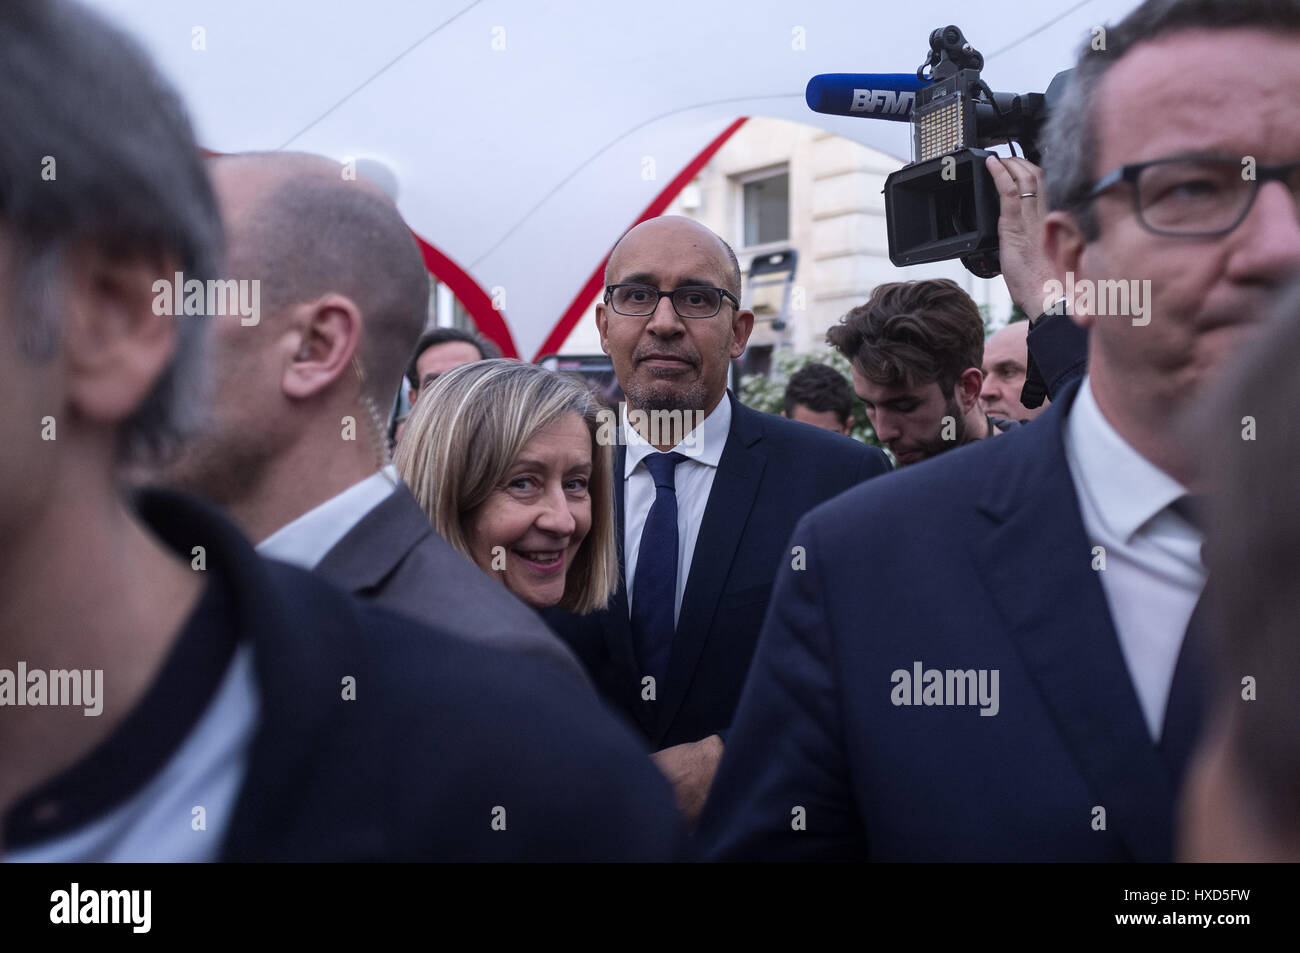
top-left (739, 348), bottom-right (883, 449)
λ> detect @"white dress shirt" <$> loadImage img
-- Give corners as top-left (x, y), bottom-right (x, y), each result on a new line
top-left (1063, 378), bottom-right (1206, 741)
top-left (624, 396), bottom-right (732, 626)
top-left (257, 465), bottom-right (399, 570)
top-left (4, 647), bottom-right (259, 862)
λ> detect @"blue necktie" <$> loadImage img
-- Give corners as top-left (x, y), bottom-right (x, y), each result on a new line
top-left (631, 451), bottom-right (686, 690)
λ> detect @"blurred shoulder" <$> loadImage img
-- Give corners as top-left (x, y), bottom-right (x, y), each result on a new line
top-left (254, 566), bottom-right (684, 859)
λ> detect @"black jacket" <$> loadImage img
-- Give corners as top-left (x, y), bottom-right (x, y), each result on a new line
top-left (5, 489), bottom-right (685, 861)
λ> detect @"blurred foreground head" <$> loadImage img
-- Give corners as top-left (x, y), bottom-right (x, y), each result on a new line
top-left (1181, 277), bottom-right (1300, 861)
top-left (0, 0), bottom-right (220, 538)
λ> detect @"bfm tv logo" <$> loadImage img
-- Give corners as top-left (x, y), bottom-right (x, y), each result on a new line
top-left (850, 89), bottom-right (914, 115)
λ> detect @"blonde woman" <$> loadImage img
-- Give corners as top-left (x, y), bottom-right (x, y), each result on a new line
top-left (396, 359), bottom-right (616, 613)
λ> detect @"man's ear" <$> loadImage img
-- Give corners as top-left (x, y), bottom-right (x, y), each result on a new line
top-left (282, 293), bottom-right (362, 400)
top-left (844, 415), bottom-right (855, 434)
top-left (729, 307), bottom-right (756, 358)
top-left (956, 367), bottom-right (984, 414)
top-left (62, 246), bottom-right (179, 427)
top-left (595, 301), bottom-right (611, 356)
top-left (1043, 209), bottom-right (1092, 330)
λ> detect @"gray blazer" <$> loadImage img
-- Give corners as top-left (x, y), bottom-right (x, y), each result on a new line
top-left (315, 483), bottom-right (589, 685)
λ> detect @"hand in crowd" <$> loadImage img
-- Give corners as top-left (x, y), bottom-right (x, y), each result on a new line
top-left (986, 155), bottom-right (1055, 317)
top-left (651, 734), bottom-right (724, 825)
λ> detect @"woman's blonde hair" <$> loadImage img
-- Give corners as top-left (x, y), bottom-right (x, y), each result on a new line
top-left (395, 358), bottom-right (616, 614)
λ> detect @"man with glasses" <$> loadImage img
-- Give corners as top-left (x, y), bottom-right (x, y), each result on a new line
top-left (699, 0), bottom-right (1300, 860)
top-left (544, 215), bottom-right (889, 824)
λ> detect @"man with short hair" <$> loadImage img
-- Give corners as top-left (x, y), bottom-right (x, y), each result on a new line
top-left (0, 0), bottom-right (682, 861)
top-left (544, 215), bottom-right (889, 823)
top-left (981, 320), bottom-right (1049, 422)
top-left (156, 151), bottom-right (580, 674)
top-left (700, 0), bottom-right (1300, 861)
top-left (782, 363), bottom-right (855, 435)
top-left (396, 326), bottom-right (497, 442)
top-left (405, 326), bottom-right (497, 405)
top-left (827, 278), bottom-right (1015, 466)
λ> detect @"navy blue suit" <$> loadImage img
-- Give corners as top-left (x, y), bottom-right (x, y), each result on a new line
top-left (698, 382), bottom-right (1204, 861)
top-left (545, 392), bottom-right (890, 750)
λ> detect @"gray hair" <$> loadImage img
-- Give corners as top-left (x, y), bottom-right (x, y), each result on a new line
top-left (0, 0), bottom-right (223, 463)
top-left (1042, 0), bottom-right (1300, 240)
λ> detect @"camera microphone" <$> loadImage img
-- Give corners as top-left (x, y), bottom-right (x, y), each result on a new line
top-left (806, 27), bottom-right (1067, 278)
top-left (804, 73), bottom-right (927, 123)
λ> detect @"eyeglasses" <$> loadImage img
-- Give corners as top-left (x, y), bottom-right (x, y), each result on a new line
top-left (1082, 155), bottom-right (1300, 237)
top-left (604, 283), bottom-right (740, 319)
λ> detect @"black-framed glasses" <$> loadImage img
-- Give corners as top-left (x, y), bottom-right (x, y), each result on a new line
top-left (1082, 155), bottom-right (1300, 237)
top-left (604, 283), bottom-right (740, 319)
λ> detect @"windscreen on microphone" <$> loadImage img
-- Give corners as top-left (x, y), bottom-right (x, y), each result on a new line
top-left (804, 73), bottom-right (929, 122)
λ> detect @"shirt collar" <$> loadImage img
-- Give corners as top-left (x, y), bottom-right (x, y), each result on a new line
top-left (257, 465), bottom-right (398, 569)
top-left (623, 391), bottom-right (732, 477)
top-left (1065, 377), bottom-right (1188, 544)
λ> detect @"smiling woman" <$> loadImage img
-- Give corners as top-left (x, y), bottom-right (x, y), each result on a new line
top-left (394, 359), bottom-right (617, 613)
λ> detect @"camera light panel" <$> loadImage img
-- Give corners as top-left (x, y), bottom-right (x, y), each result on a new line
top-left (914, 97), bottom-right (969, 162)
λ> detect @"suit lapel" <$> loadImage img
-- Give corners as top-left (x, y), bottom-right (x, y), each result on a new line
top-left (603, 443), bottom-right (651, 734)
top-left (655, 395), bottom-right (765, 746)
top-left (975, 382), bottom-right (1177, 861)
top-left (314, 484), bottom-right (422, 594)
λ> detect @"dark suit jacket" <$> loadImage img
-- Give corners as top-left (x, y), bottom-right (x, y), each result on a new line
top-left (138, 490), bottom-right (684, 861)
top-left (697, 381), bottom-right (1205, 861)
top-left (1025, 308), bottom-right (1088, 405)
top-left (545, 392), bottom-right (890, 750)
top-left (314, 483), bottom-right (586, 683)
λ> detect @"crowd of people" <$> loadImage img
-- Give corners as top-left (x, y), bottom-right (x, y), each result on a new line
top-left (2, 0), bottom-right (1300, 862)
